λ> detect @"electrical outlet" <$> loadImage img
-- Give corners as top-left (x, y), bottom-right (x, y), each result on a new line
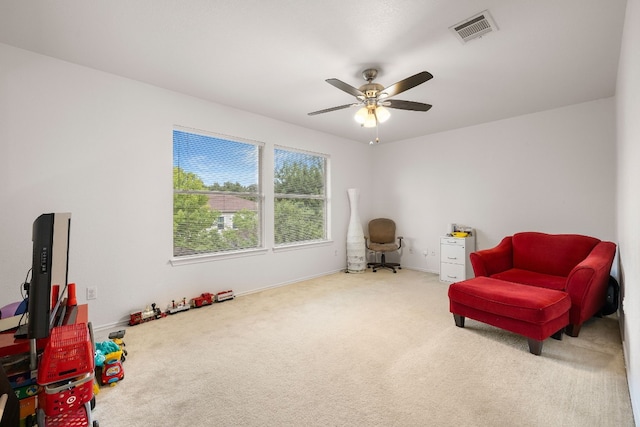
top-left (431, 250), bottom-right (436, 257)
top-left (409, 248), bottom-right (414, 254)
top-left (86, 287), bottom-right (97, 300)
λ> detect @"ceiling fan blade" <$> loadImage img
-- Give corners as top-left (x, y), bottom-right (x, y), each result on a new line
top-left (381, 71), bottom-right (433, 99)
top-left (384, 99), bottom-right (432, 112)
top-left (308, 103), bottom-right (358, 116)
top-left (326, 78), bottom-right (364, 98)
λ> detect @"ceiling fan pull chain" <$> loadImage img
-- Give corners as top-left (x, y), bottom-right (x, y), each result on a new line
top-left (370, 123), bottom-right (380, 145)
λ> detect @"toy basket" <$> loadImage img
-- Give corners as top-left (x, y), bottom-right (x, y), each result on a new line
top-left (39, 406), bottom-right (91, 427)
top-left (37, 401), bottom-right (94, 427)
top-left (40, 372), bottom-right (93, 415)
top-left (38, 323), bottom-right (94, 385)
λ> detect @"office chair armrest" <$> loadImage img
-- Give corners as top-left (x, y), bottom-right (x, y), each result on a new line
top-left (397, 236), bottom-right (403, 249)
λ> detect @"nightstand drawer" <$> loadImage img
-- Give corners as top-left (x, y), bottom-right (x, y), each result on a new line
top-left (441, 237), bottom-right (466, 247)
top-left (440, 263), bottom-right (466, 282)
top-left (441, 244), bottom-right (465, 264)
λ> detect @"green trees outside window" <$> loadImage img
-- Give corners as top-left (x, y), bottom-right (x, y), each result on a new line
top-left (173, 166), bottom-right (260, 256)
top-left (274, 148), bottom-right (327, 245)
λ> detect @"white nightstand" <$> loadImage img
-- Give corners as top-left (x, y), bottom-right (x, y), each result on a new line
top-left (440, 235), bottom-right (475, 282)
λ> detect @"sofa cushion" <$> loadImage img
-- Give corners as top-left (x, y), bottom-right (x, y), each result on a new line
top-left (448, 277), bottom-right (571, 324)
top-left (491, 268), bottom-right (566, 291)
top-left (511, 232), bottom-right (600, 277)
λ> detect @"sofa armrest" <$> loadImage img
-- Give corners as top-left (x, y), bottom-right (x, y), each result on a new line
top-left (565, 241), bottom-right (617, 324)
top-left (469, 236), bottom-right (514, 277)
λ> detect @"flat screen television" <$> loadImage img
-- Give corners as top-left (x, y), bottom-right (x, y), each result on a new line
top-left (25, 212), bottom-right (71, 339)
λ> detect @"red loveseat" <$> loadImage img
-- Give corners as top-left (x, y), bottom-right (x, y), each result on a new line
top-left (469, 232), bottom-right (616, 337)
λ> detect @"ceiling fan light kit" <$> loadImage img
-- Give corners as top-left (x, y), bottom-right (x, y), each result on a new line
top-left (373, 105), bottom-right (390, 123)
top-left (354, 107), bottom-right (370, 125)
top-left (355, 105), bottom-right (390, 128)
top-left (360, 109), bottom-right (378, 128)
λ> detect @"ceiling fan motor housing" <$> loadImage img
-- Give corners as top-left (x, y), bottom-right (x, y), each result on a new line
top-left (359, 83), bottom-right (384, 101)
top-left (362, 68), bottom-right (378, 82)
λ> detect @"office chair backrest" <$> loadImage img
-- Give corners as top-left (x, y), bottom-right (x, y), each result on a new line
top-left (368, 218), bottom-right (396, 244)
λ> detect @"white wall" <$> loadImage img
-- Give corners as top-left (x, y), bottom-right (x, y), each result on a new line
top-left (370, 98), bottom-right (617, 273)
top-left (0, 43), bottom-right (373, 328)
top-left (616, 0), bottom-right (640, 421)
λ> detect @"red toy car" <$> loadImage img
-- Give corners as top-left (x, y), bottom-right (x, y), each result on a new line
top-left (100, 352), bottom-right (124, 386)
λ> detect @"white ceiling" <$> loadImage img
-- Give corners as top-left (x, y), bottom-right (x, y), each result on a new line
top-left (0, 0), bottom-right (628, 144)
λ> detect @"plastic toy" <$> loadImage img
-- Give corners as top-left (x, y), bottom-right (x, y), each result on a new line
top-left (95, 333), bottom-right (126, 386)
top-left (108, 330), bottom-right (125, 339)
top-left (215, 290), bottom-right (235, 302)
top-left (191, 293), bottom-right (214, 308)
top-left (167, 298), bottom-right (190, 314)
top-left (108, 330), bottom-right (127, 361)
top-left (100, 353), bottom-right (124, 386)
top-left (129, 303), bottom-right (165, 326)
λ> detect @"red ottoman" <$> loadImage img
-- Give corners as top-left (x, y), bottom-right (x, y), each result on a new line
top-left (448, 277), bottom-right (571, 355)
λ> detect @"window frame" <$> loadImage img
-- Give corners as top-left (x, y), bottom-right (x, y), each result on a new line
top-left (171, 126), bottom-right (266, 265)
top-left (273, 145), bottom-right (331, 249)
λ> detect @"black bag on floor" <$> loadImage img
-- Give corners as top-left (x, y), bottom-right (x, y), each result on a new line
top-left (601, 275), bottom-right (619, 316)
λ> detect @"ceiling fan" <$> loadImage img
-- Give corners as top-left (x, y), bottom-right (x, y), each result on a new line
top-left (308, 68), bottom-right (433, 128)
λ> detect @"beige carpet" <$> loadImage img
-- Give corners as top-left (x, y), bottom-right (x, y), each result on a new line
top-left (92, 269), bottom-right (635, 426)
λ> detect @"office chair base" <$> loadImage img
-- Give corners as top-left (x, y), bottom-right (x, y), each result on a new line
top-left (368, 254), bottom-right (401, 273)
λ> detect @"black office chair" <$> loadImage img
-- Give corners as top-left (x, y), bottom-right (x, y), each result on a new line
top-left (365, 218), bottom-right (403, 273)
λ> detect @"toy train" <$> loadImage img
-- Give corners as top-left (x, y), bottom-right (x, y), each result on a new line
top-left (191, 292), bottom-right (213, 307)
top-left (128, 303), bottom-right (165, 326)
top-left (128, 290), bottom-right (235, 326)
top-left (215, 290), bottom-right (235, 302)
top-left (167, 297), bottom-right (190, 314)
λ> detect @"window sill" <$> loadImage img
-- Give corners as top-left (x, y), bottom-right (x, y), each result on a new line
top-left (170, 247), bottom-right (269, 266)
top-left (272, 240), bottom-right (334, 253)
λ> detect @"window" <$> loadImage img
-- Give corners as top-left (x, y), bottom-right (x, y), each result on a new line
top-left (274, 147), bottom-right (328, 246)
top-left (173, 129), bottom-right (262, 257)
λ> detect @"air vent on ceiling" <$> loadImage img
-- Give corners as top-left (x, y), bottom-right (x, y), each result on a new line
top-left (450, 10), bottom-right (498, 43)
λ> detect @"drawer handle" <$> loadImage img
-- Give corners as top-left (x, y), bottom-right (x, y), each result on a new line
top-left (447, 275), bottom-right (458, 279)
top-left (447, 257), bottom-right (458, 260)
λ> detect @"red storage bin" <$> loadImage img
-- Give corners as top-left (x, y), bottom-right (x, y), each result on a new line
top-left (39, 405), bottom-right (91, 427)
top-left (40, 373), bottom-right (93, 415)
top-left (37, 323), bottom-right (94, 385)
top-left (36, 322), bottom-right (97, 426)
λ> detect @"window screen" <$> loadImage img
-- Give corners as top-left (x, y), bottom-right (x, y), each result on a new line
top-left (274, 147), bottom-right (328, 246)
top-left (173, 129), bottom-right (262, 257)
